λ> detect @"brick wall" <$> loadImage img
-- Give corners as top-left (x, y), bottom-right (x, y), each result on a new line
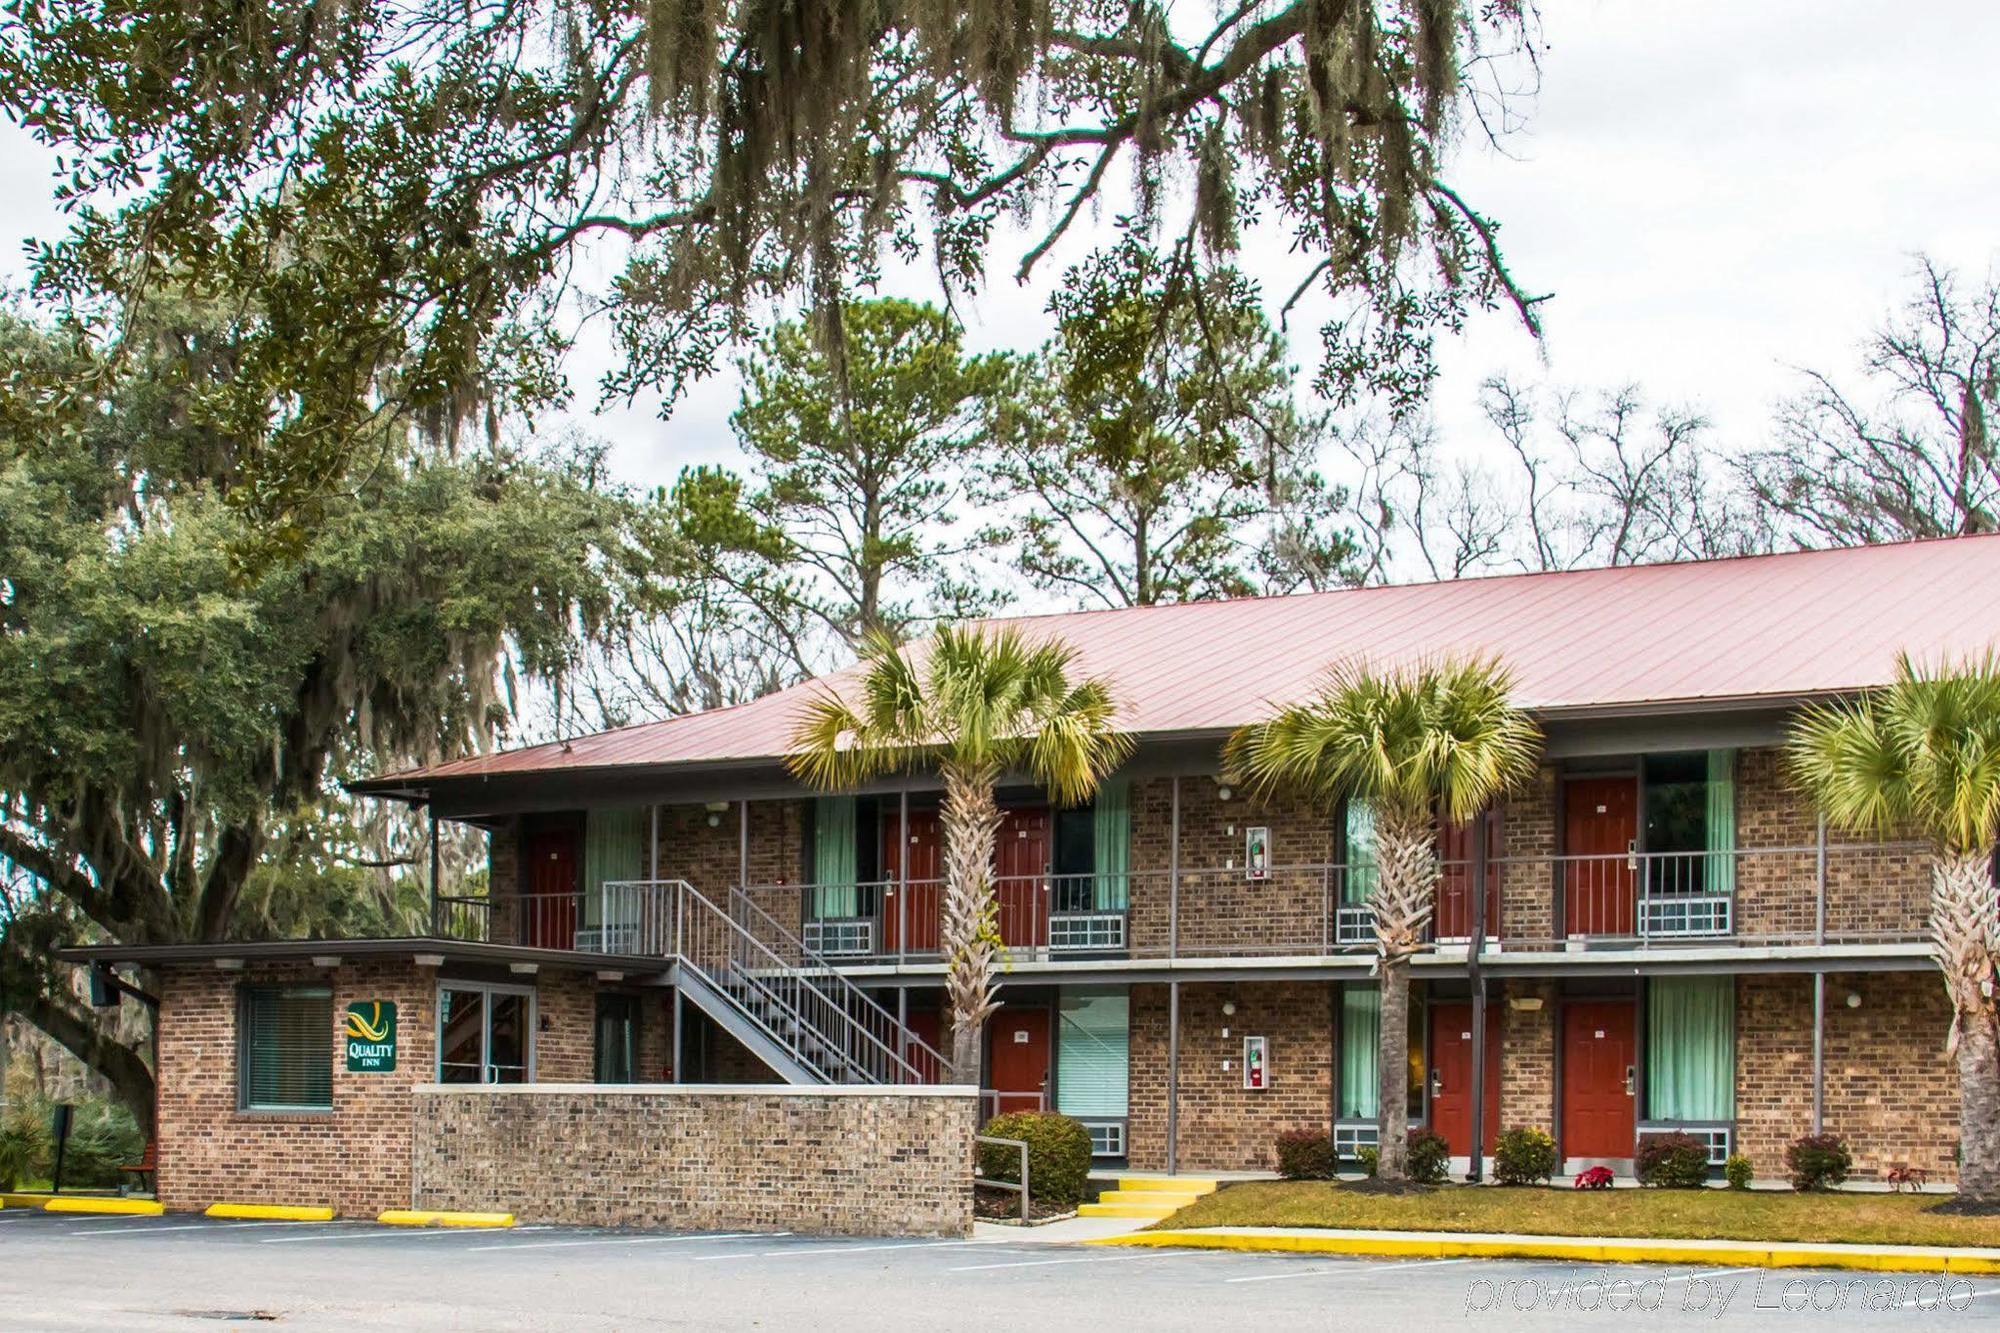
top-left (1129, 778), bottom-right (1338, 957)
top-left (1735, 970), bottom-right (1957, 1181)
top-left (1498, 979), bottom-right (1558, 1137)
top-left (1127, 980), bottom-right (1333, 1172)
top-left (412, 1086), bottom-right (976, 1236)
top-left (155, 961), bottom-right (437, 1218)
top-left (155, 961), bottom-right (611, 1216)
top-left (1497, 767), bottom-right (1558, 944)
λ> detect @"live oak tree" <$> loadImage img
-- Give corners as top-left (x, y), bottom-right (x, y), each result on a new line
top-left (1226, 659), bottom-right (1539, 1181)
top-left (0, 304), bottom-right (634, 1128)
top-left (0, 0), bottom-right (1544, 544)
top-left (788, 626), bottom-right (1129, 1084)
top-left (987, 238), bottom-right (1358, 607)
top-left (1786, 655), bottom-right (2000, 1209)
top-left (732, 298), bottom-right (1012, 649)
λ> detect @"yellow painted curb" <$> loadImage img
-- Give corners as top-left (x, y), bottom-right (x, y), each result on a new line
top-left (206, 1203), bottom-right (335, 1222)
top-left (0, 1192), bottom-right (53, 1209)
top-left (376, 1209), bottom-right (514, 1229)
top-left (1086, 1229), bottom-right (2000, 1276)
top-left (43, 1197), bottom-right (165, 1216)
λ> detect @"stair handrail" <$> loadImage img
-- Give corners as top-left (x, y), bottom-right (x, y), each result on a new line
top-left (725, 885), bottom-right (950, 1083)
top-left (673, 881), bottom-right (933, 1084)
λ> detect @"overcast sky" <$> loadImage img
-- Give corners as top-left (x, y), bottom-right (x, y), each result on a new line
top-left (1, 0), bottom-right (1994, 493)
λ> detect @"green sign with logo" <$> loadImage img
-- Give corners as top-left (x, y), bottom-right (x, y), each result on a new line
top-left (344, 1001), bottom-right (397, 1073)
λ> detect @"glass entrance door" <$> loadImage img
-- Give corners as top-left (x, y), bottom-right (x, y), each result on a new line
top-left (438, 984), bottom-right (535, 1083)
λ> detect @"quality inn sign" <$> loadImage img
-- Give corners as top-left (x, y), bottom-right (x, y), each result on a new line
top-left (344, 1001), bottom-right (397, 1073)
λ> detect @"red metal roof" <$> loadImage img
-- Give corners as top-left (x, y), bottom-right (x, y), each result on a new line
top-left (369, 535), bottom-right (2000, 787)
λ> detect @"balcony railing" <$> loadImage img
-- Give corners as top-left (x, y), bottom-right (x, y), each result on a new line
top-left (735, 837), bottom-right (1934, 964)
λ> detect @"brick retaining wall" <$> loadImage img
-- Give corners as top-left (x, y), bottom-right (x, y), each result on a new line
top-left (411, 1085), bottom-right (977, 1236)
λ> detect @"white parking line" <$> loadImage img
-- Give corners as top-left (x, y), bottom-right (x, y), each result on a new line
top-left (692, 1239), bottom-right (991, 1263)
top-left (73, 1219), bottom-right (345, 1237)
top-left (1902, 1286), bottom-right (2000, 1310)
top-left (466, 1230), bottom-right (780, 1253)
top-left (262, 1225), bottom-right (553, 1245)
top-left (66, 1222), bottom-right (219, 1237)
top-left (950, 1255), bottom-right (1129, 1272)
top-left (1223, 1256), bottom-right (1476, 1284)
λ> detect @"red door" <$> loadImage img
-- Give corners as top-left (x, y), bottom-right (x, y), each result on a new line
top-left (1429, 1002), bottom-right (1502, 1157)
top-left (994, 807), bottom-right (1051, 950)
top-left (986, 1007), bottom-right (1050, 1118)
top-left (523, 827), bottom-right (578, 949)
top-left (881, 810), bottom-right (943, 955)
top-left (1434, 815), bottom-right (1502, 939)
top-left (903, 1008), bottom-right (944, 1080)
top-left (1562, 1000), bottom-right (1637, 1159)
top-left (1564, 777), bottom-right (1638, 936)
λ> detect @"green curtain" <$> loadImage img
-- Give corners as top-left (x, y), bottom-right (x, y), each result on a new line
top-left (812, 796), bottom-right (858, 918)
top-left (1343, 802), bottom-right (1378, 904)
top-left (1057, 992), bottom-right (1130, 1117)
top-left (583, 807), bottom-right (648, 925)
top-left (1646, 976), bottom-right (1734, 1121)
top-left (1339, 987), bottom-right (1380, 1118)
top-left (1093, 778), bottom-right (1131, 911)
top-left (1705, 749), bottom-right (1736, 899)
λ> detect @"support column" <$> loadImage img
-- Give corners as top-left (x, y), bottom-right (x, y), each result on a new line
top-left (1169, 777), bottom-right (1181, 961)
top-left (649, 803), bottom-right (660, 881)
top-left (1167, 980), bottom-right (1181, 1175)
top-left (1467, 810), bottom-right (1489, 1182)
top-left (738, 799), bottom-right (750, 890)
top-left (672, 987), bottom-right (684, 1085)
top-left (1811, 971), bottom-right (1826, 1135)
top-left (427, 805), bottom-right (441, 935)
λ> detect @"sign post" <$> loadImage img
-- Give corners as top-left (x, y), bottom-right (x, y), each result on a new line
top-left (344, 1001), bottom-right (398, 1073)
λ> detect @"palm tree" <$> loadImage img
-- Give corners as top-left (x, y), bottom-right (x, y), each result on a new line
top-left (789, 625), bottom-right (1130, 1085)
top-left (1786, 652), bottom-right (2000, 1207)
top-left (1226, 659), bottom-right (1540, 1181)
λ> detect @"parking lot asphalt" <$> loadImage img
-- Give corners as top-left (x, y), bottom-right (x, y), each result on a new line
top-left (3, 1207), bottom-right (1999, 1331)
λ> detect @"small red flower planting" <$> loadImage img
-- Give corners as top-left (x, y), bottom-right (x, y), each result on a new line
top-left (1573, 1165), bottom-right (1614, 1190)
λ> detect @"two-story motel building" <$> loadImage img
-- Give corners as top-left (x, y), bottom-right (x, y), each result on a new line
top-left (75, 535), bottom-right (2000, 1216)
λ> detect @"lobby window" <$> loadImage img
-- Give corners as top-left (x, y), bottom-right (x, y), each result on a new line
top-left (595, 993), bottom-right (642, 1084)
top-left (238, 984), bottom-right (334, 1111)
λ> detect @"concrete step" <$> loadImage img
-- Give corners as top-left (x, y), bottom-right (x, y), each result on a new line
top-left (1095, 1190), bottom-right (1205, 1207)
top-left (1116, 1176), bottom-right (1220, 1196)
top-left (1076, 1199), bottom-right (1186, 1220)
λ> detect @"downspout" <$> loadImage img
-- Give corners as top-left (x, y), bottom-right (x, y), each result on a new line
top-left (1167, 980), bottom-right (1181, 1176)
top-left (1467, 810), bottom-right (1489, 1183)
top-left (1813, 813), bottom-right (1827, 1134)
top-left (1167, 776), bottom-right (1182, 1174)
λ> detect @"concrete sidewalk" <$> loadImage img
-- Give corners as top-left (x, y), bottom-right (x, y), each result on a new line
top-left (1086, 1224), bottom-right (2000, 1275)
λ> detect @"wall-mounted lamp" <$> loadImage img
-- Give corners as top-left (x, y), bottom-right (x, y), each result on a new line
top-left (706, 812), bottom-right (722, 827)
top-left (1222, 1000), bottom-right (1237, 1018)
top-left (1216, 784), bottom-right (1234, 801)
top-left (706, 799), bottom-right (729, 828)
top-left (1846, 992), bottom-right (1862, 1009)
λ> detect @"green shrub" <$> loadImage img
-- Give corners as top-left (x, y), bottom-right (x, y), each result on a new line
top-left (1786, 1134), bottom-right (1852, 1191)
top-left (1407, 1130), bottom-right (1450, 1185)
top-left (1275, 1130), bottom-right (1336, 1181)
top-left (1356, 1145), bottom-right (1379, 1176)
top-left (1493, 1128), bottom-right (1557, 1186)
top-left (1635, 1132), bottom-right (1711, 1189)
top-left (0, 1100), bottom-right (52, 1191)
top-left (1724, 1153), bottom-right (1753, 1190)
top-left (55, 1101), bottom-right (145, 1188)
top-left (978, 1112), bottom-right (1092, 1208)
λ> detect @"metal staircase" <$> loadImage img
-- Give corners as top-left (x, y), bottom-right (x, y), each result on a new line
top-left (600, 879), bottom-right (948, 1087)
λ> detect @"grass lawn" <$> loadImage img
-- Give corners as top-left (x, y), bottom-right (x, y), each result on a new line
top-left (1155, 1182), bottom-right (2000, 1249)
